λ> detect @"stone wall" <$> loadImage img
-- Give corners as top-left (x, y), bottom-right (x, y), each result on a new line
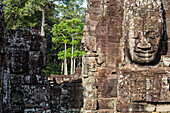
top-left (2, 29), bottom-right (51, 113)
top-left (1, 0), bottom-right (170, 112)
top-left (48, 70), bottom-right (83, 113)
top-left (82, 0), bottom-right (123, 112)
top-left (82, 0), bottom-right (170, 112)
top-left (0, 4), bottom-right (5, 113)
top-left (0, 4), bottom-right (84, 112)
top-left (1, 28), bottom-right (84, 112)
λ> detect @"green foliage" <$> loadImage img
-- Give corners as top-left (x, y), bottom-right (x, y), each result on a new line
top-left (57, 48), bottom-right (86, 59)
top-left (45, 62), bottom-right (61, 76)
top-left (2, 0), bottom-right (55, 29)
top-left (51, 20), bottom-right (69, 43)
top-left (51, 18), bottom-right (84, 43)
top-left (66, 18), bottom-right (84, 34)
top-left (57, 0), bottom-right (86, 21)
top-left (2, 0), bottom-right (87, 75)
top-left (58, 48), bottom-right (71, 59)
top-left (51, 18), bottom-right (85, 60)
top-left (73, 50), bottom-right (86, 58)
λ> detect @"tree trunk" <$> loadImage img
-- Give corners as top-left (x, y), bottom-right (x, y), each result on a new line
top-left (64, 42), bottom-right (67, 75)
top-left (54, 53), bottom-right (56, 75)
top-left (41, 8), bottom-right (45, 37)
top-left (61, 60), bottom-right (64, 75)
top-left (12, 16), bottom-right (15, 29)
top-left (13, 21), bottom-right (15, 29)
top-left (70, 37), bottom-right (74, 74)
top-left (73, 58), bottom-right (76, 73)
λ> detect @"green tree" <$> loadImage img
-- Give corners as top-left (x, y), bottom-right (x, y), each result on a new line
top-left (66, 19), bottom-right (84, 74)
top-left (51, 20), bottom-right (69, 75)
top-left (57, 0), bottom-right (86, 21)
top-left (2, 0), bottom-right (86, 76)
top-left (51, 18), bottom-right (85, 75)
top-left (44, 0), bottom-right (86, 76)
top-left (2, 0), bottom-right (56, 34)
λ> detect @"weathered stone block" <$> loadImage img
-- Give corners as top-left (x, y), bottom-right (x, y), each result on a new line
top-left (92, 109), bottom-right (115, 113)
top-left (83, 77), bottom-right (97, 99)
top-left (98, 98), bottom-right (116, 109)
top-left (84, 99), bottom-right (97, 110)
top-left (157, 105), bottom-right (170, 112)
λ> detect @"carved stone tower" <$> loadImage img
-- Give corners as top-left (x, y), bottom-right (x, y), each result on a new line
top-left (82, 0), bottom-right (170, 112)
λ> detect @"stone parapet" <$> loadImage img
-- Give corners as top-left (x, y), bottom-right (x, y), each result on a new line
top-left (48, 68), bottom-right (83, 112)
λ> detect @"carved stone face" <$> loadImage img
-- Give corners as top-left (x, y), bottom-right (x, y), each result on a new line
top-left (126, 17), bottom-right (162, 64)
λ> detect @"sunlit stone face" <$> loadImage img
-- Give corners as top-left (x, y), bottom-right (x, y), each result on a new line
top-left (126, 17), bottom-right (162, 64)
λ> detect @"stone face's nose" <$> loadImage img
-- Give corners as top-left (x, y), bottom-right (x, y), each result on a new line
top-left (137, 37), bottom-right (151, 50)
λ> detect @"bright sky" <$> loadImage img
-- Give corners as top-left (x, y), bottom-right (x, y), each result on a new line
top-left (54, 1), bottom-right (87, 8)
top-left (82, 0), bottom-right (87, 8)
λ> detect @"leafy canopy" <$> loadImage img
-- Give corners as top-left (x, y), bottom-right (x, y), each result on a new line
top-left (2, 0), bottom-right (55, 29)
top-left (51, 18), bottom-right (84, 60)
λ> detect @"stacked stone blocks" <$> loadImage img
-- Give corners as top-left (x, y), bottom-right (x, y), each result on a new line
top-left (82, 0), bottom-right (170, 112)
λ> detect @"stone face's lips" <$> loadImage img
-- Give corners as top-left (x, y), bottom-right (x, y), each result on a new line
top-left (135, 53), bottom-right (153, 58)
top-left (134, 50), bottom-right (155, 54)
top-left (134, 50), bottom-right (156, 58)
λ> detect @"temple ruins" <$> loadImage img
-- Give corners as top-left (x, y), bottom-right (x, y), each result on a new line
top-left (0, 0), bottom-right (170, 112)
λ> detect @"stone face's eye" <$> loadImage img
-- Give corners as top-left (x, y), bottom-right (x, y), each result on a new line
top-left (134, 37), bottom-right (139, 39)
top-left (134, 32), bottom-right (140, 39)
top-left (149, 36), bottom-right (155, 39)
top-left (147, 31), bottom-right (155, 39)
